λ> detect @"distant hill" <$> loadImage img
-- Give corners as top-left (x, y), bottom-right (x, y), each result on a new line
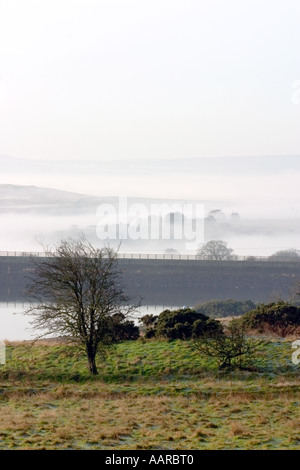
top-left (0, 184), bottom-right (89, 205)
top-left (0, 184), bottom-right (101, 215)
top-left (0, 183), bottom-right (210, 214)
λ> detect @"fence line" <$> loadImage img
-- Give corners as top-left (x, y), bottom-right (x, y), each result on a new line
top-left (0, 250), bottom-right (299, 262)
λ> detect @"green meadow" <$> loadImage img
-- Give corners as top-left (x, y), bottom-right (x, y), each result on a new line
top-left (0, 337), bottom-right (299, 450)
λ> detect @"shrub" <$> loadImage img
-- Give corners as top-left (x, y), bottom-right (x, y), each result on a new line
top-left (192, 322), bottom-right (262, 370)
top-left (139, 314), bottom-right (159, 339)
top-left (192, 318), bottom-right (223, 337)
top-left (235, 301), bottom-right (300, 337)
top-left (145, 329), bottom-right (156, 339)
top-left (155, 308), bottom-right (222, 340)
top-left (111, 314), bottom-right (140, 342)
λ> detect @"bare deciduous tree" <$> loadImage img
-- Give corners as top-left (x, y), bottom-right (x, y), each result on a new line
top-left (197, 240), bottom-right (235, 260)
top-left (26, 236), bottom-right (139, 375)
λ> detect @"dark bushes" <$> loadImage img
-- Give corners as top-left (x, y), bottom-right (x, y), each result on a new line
top-left (111, 313), bottom-right (140, 342)
top-left (234, 301), bottom-right (300, 337)
top-left (144, 307), bottom-right (222, 340)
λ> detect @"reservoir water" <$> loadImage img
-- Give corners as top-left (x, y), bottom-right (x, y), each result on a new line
top-left (0, 302), bottom-right (181, 341)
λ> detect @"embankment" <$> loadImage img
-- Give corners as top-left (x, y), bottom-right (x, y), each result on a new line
top-left (0, 256), bottom-right (299, 305)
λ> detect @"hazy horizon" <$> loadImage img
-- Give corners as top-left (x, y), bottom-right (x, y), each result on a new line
top-left (1, 154), bottom-right (300, 206)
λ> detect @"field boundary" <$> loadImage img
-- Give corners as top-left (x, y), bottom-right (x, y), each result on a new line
top-left (0, 250), bottom-right (299, 262)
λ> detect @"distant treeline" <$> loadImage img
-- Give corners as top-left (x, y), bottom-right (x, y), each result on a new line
top-left (194, 299), bottom-right (256, 318)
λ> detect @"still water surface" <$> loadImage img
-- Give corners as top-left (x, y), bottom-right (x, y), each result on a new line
top-left (0, 302), bottom-right (181, 341)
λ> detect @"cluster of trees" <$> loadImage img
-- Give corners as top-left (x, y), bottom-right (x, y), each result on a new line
top-left (269, 249), bottom-right (300, 260)
top-left (26, 236), bottom-right (300, 375)
top-left (197, 240), bottom-right (300, 261)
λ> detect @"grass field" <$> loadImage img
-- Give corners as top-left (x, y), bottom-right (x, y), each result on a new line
top-left (0, 337), bottom-right (300, 450)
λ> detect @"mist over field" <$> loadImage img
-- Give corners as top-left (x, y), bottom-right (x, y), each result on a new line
top-left (0, 154), bottom-right (299, 256)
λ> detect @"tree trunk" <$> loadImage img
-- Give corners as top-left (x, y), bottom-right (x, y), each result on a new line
top-left (87, 346), bottom-right (98, 375)
top-left (88, 354), bottom-right (98, 375)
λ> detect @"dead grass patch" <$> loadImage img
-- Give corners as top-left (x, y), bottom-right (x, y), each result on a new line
top-left (229, 422), bottom-right (252, 437)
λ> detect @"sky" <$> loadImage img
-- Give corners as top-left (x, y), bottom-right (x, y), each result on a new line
top-left (1, 0), bottom-right (300, 162)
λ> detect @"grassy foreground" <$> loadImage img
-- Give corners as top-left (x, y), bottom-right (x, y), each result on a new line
top-left (0, 337), bottom-right (300, 450)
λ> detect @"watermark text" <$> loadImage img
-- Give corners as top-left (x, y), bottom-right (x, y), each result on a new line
top-left (96, 197), bottom-right (205, 250)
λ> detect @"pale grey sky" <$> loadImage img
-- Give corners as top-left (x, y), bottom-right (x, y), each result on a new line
top-left (1, 0), bottom-right (300, 162)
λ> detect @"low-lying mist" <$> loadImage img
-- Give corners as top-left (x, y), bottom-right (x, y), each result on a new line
top-left (0, 155), bottom-right (299, 255)
top-left (0, 206), bottom-right (299, 256)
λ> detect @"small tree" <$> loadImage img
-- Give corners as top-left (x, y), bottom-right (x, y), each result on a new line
top-left (192, 322), bottom-right (261, 370)
top-left (197, 240), bottom-right (235, 261)
top-left (25, 236), bottom-right (139, 375)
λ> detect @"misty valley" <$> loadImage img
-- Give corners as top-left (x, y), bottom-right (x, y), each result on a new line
top-left (0, 181), bottom-right (299, 258)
